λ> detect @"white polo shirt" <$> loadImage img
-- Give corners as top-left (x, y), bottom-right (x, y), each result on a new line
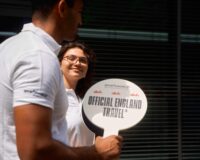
top-left (65, 89), bottom-right (95, 147)
top-left (0, 23), bottom-right (68, 160)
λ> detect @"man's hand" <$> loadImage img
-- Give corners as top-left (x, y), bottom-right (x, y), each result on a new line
top-left (95, 135), bottom-right (123, 160)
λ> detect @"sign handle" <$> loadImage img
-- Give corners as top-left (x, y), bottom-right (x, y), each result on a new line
top-left (103, 129), bottom-right (119, 138)
top-left (103, 129), bottom-right (120, 160)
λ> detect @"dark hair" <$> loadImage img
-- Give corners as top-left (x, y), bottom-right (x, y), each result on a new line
top-left (58, 41), bottom-right (96, 98)
top-left (31, 0), bottom-right (78, 18)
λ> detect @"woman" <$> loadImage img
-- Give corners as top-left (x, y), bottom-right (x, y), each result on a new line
top-left (58, 41), bottom-right (96, 147)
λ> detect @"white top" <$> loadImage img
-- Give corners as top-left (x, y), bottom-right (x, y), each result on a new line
top-left (0, 23), bottom-right (68, 160)
top-left (66, 89), bottom-right (95, 147)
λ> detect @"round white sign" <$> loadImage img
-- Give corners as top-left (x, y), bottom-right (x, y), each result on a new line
top-left (82, 78), bottom-right (148, 137)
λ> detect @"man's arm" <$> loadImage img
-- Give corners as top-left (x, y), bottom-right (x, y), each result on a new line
top-left (14, 104), bottom-right (122, 160)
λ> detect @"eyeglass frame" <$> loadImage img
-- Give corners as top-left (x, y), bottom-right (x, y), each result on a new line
top-left (63, 54), bottom-right (88, 65)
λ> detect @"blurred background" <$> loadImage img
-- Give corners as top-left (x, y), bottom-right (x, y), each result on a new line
top-left (0, 0), bottom-right (200, 159)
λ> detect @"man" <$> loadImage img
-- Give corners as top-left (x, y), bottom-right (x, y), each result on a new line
top-left (0, 0), bottom-right (123, 159)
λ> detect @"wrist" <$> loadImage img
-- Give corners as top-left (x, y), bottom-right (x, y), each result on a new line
top-left (91, 145), bottom-right (103, 160)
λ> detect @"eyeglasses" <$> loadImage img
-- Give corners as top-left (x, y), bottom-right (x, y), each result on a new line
top-left (63, 55), bottom-right (88, 65)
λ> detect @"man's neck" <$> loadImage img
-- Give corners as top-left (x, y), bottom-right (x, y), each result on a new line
top-left (32, 16), bottom-right (62, 44)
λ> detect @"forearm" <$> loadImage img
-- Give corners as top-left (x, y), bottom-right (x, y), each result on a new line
top-left (18, 138), bottom-right (101, 160)
top-left (38, 140), bottom-right (102, 160)
top-left (14, 105), bottom-right (102, 160)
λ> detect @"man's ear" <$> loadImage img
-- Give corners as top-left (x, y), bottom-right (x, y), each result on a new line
top-left (57, 0), bottom-right (68, 17)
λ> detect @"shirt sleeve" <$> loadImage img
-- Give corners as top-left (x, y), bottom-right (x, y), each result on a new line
top-left (12, 50), bottom-right (61, 109)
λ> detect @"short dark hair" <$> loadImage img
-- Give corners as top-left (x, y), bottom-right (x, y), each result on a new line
top-left (31, 0), bottom-right (78, 18)
top-left (58, 40), bottom-right (96, 98)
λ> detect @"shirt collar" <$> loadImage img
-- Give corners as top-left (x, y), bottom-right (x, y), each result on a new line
top-left (21, 23), bottom-right (61, 55)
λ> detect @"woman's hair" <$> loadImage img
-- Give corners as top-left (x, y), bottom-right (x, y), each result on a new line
top-left (58, 40), bottom-right (96, 98)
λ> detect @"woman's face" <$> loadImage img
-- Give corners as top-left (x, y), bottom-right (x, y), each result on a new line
top-left (60, 47), bottom-right (88, 82)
